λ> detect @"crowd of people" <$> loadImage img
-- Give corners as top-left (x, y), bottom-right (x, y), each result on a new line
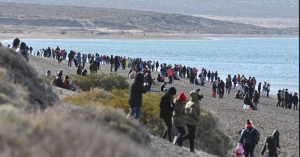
top-left (2, 38), bottom-right (295, 156)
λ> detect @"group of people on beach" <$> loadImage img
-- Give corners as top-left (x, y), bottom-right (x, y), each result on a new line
top-left (127, 70), bottom-right (281, 157)
top-left (276, 89), bottom-right (298, 110)
top-left (2, 38), bottom-right (293, 157)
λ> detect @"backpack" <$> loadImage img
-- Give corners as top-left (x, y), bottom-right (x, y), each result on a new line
top-left (244, 128), bottom-right (260, 144)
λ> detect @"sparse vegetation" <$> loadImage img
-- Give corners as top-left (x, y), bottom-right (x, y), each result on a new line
top-left (63, 86), bottom-right (230, 156)
top-left (0, 47), bottom-right (58, 111)
top-left (0, 105), bottom-right (161, 157)
top-left (67, 73), bottom-right (129, 91)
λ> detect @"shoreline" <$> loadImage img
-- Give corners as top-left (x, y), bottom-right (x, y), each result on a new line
top-left (0, 33), bottom-right (298, 41)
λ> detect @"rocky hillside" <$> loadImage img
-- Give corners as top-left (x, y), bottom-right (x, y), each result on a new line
top-left (1, 0), bottom-right (298, 18)
top-left (0, 2), bottom-right (298, 35)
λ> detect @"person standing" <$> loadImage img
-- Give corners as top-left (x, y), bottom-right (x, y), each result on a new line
top-left (155, 61), bottom-right (159, 72)
top-left (207, 70), bottom-right (211, 81)
top-left (82, 54), bottom-right (87, 69)
top-left (261, 130), bottom-right (280, 157)
top-left (258, 82), bottom-right (262, 95)
top-left (145, 70), bottom-right (154, 92)
top-left (95, 54), bottom-right (101, 70)
top-left (109, 55), bottom-right (114, 72)
top-left (218, 79), bottom-right (225, 99)
top-left (292, 92), bottom-right (298, 110)
top-left (127, 73), bottom-right (147, 123)
top-left (239, 120), bottom-right (260, 157)
top-left (252, 90), bottom-right (260, 110)
top-left (172, 92), bottom-right (187, 146)
top-left (177, 90), bottom-right (200, 153)
top-left (233, 75), bottom-right (237, 89)
top-left (276, 90), bottom-right (281, 107)
top-left (284, 89), bottom-right (289, 109)
top-left (266, 83), bottom-right (271, 97)
top-left (159, 87), bottom-right (177, 142)
top-left (279, 89), bottom-right (285, 107)
top-left (18, 42), bottom-right (29, 62)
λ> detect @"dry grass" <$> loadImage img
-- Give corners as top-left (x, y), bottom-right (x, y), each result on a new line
top-left (0, 47), bottom-right (58, 111)
top-left (0, 105), bottom-right (164, 157)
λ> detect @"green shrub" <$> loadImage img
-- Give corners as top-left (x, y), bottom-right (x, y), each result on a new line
top-left (68, 73), bottom-right (129, 91)
top-left (63, 88), bottom-right (165, 135)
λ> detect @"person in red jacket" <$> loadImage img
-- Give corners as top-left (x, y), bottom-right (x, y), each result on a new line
top-left (63, 75), bottom-right (76, 91)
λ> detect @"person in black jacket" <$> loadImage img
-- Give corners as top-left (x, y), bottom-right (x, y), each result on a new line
top-left (218, 79), bottom-right (225, 99)
top-left (252, 90), bottom-right (260, 110)
top-left (110, 55), bottom-right (114, 72)
top-left (261, 130), bottom-right (280, 157)
top-left (159, 86), bottom-right (177, 142)
top-left (244, 93), bottom-right (254, 109)
top-left (54, 72), bottom-right (64, 88)
top-left (292, 92), bottom-right (298, 110)
top-left (239, 120), bottom-right (260, 157)
top-left (145, 70), bottom-right (154, 92)
top-left (127, 73), bottom-right (147, 123)
top-left (276, 90), bottom-right (281, 107)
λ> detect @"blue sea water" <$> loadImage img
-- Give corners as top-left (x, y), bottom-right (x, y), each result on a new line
top-left (1, 37), bottom-right (299, 95)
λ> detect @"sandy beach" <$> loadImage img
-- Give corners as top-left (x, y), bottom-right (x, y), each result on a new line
top-left (1, 32), bottom-right (298, 42)
top-left (21, 49), bottom-right (299, 157)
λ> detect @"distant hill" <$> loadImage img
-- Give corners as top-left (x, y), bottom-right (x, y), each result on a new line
top-left (0, 2), bottom-right (298, 35)
top-left (0, 0), bottom-right (298, 18)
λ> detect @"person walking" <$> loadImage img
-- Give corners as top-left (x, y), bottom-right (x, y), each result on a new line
top-left (258, 82), bottom-right (262, 95)
top-left (172, 92), bottom-right (187, 146)
top-left (127, 73), bottom-right (147, 123)
top-left (177, 90), bottom-right (200, 153)
top-left (239, 120), bottom-right (260, 157)
top-left (261, 130), bottom-right (280, 157)
top-left (159, 87), bottom-right (177, 142)
top-left (276, 90), bottom-right (281, 107)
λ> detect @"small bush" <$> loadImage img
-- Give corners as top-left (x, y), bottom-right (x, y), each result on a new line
top-left (62, 88), bottom-right (165, 135)
top-left (69, 73), bottom-right (129, 91)
top-left (60, 30), bottom-right (67, 34)
top-left (192, 107), bottom-right (230, 157)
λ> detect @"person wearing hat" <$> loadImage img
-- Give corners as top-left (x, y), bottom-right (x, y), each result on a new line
top-left (292, 92), bottom-right (298, 110)
top-left (261, 129), bottom-right (280, 157)
top-left (239, 120), bottom-right (260, 157)
top-left (159, 86), bottom-right (177, 142)
top-left (177, 90), bottom-right (201, 153)
top-left (172, 92), bottom-right (187, 146)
